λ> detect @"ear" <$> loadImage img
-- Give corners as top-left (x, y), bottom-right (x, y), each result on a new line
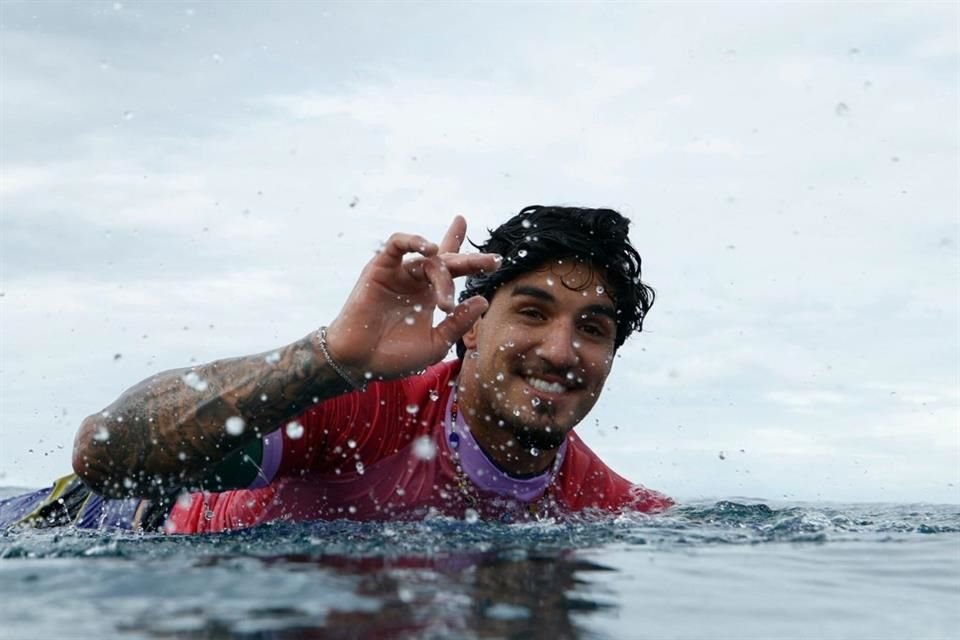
top-left (461, 316), bottom-right (481, 351)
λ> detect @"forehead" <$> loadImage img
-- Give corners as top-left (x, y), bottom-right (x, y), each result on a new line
top-left (494, 259), bottom-right (615, 306)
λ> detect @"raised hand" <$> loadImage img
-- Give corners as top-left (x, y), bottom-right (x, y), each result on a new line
top-left (324, 216), bottom-right (499, 381)
top-left (71, 216), bottom-right (499, 496)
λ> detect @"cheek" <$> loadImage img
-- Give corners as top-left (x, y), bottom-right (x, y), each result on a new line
top-left (583, 346), bottom-right (615, 370)
top-left (494, 324), bottom-right (534, 353)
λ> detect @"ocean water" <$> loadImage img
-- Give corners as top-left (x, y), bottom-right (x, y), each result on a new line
top-left (0, 494), bottom-right (957, 640)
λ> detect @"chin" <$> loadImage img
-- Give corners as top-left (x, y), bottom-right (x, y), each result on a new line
top-left (513, 424), bottom-right (568, 450)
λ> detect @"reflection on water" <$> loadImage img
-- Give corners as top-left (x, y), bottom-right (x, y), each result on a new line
top-left (213, 550), bottom-right (614, 640)
top-left (66, 548), bottom-right (616, 639)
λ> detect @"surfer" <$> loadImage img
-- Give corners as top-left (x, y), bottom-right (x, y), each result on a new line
top-left (2, 206), bottom-right (672, 531)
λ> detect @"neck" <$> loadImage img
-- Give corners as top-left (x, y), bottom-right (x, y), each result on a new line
top-left (456, 382), bottom-right (559, 477)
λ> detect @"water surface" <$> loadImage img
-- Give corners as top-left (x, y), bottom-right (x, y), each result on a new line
top-left (2, 495), bottom-right (957, 639)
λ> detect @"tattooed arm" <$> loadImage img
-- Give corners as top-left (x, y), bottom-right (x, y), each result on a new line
top-left (72, 332), bottom-right (351, 498)
top-left (72, 216), bottom-right (498, 499)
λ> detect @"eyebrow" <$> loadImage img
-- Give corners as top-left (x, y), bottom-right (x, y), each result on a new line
top-left (510, 285), bottom-right (617, 321)
top-left (511, 285), bottom-right (554, 303)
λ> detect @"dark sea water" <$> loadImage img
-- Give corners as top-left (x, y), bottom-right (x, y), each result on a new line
top-left (1, 491), bottom-right (957, 640)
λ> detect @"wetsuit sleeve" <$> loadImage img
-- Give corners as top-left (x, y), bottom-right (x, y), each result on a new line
top-left (197, 361), bottom-right (453, 489)
top-left (183, 380), bottom-right (406, 491)
top-left (276, 362), bottom-right (454, 478)
top-left (194, 438), bottom-right (265, 492)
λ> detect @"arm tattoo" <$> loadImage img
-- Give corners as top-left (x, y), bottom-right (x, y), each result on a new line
top-left (72, 332), bottom-right (350, 498)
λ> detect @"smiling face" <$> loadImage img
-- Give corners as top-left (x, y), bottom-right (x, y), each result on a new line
top-left (458, 259), bottom-right (618, 457)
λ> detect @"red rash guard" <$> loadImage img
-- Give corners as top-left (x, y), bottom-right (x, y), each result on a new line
top-left (165, 360), bottom-right (672, 533)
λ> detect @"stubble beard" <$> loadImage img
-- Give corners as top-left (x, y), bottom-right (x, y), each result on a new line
top-left (504, 401), bottom-right (570, 451)
top-left (512, 422), bottom-right (567, 450)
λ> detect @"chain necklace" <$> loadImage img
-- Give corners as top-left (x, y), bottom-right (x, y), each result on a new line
top-left (448, 393), bottom-right (558, 519)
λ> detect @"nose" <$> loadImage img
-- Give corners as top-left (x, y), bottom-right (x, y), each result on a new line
top-left (534, 320), bottom-right (580, 370)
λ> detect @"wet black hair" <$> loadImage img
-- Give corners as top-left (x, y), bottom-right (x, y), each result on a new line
top-left (456, 205), bottom-right (654, 358)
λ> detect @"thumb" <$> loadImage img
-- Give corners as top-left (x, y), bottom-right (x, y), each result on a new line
top-left (432, 295), bottom-right (488, 352)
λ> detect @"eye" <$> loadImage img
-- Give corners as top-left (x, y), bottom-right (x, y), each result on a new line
top-left (580, 322), bottom-right (610, 338)
top-left (518, 307), bottom-right (545, 320)
top-left (578, 317), bottom-right (614, 340)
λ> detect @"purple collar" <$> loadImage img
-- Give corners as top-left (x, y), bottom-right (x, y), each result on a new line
top-left (445, 387), bottom-right (566, 502)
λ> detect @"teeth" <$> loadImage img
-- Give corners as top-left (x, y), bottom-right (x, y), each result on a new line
top-left (527, 377), bottom-right (566, 394)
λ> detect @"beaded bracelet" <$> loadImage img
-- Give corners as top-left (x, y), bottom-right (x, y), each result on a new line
top-left (317, 326), bottom-right (367, 392)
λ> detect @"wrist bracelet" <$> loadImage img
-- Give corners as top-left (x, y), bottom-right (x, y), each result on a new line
top-left (317, 326), bottom-right (367, 392)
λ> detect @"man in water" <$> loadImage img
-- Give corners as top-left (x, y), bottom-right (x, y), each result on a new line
top-left (2, 206), bottom-right (671, 532)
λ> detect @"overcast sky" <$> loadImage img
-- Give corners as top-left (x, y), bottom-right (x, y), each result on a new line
top-left (1, 1), bottom-right (957, 503)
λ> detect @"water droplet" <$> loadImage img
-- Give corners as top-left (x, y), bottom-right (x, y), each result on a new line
top-left (529, 447), bottom-right (540, 456)
top-left (181, 371), bottom-right (208, 392)
top-left (546, 277), bottom-right (554, 286)
top-left (834, 102), bottom-right (850, 117)
top-left (718, 450), bottom-right (726, 460)
top-left (285, 421), bottom-right (304, 439)
top-left (122, 477), bottom-right (135, 489)
top-left (260, 393), bottom-right (268, 402)
top-left (517, 249), bottom-right (528, 258)
top-left (176, 492), bottom-right (193, 508)
top-left (264, 351), bottom-right (280, 364)
top-left (413, 435), bottom-right (437, 460)
top-left (572, 340), bottom-right (581, 349)
top-left (347, 439), bottom-right (357, 449)
top-left (464, 508), bottom-right (479, 524)
top-left (521, 219), bottom-right (532, 229)
top-left (177, 451), bottom-right (188, 461)
top-left (93, 426), bottom-right (110, 442)
top-left (565, 372), bottom-right (576, 381)
top-left (224, 416), bottom-right (246, 436)
top-left (428, 389), bottom-right (440, 401)
top-left (495, 372), bottom-right (505, 382)
top-left (122, 111), bottom-right (134, 121)
top-left (364, 371), bottom-right (374, 380)
top-left (404, 315), bottom-right (415, 325)
top-left (406, 404), bottom-right (420, 415)
top-left (355, 461), bottom-right (365, 475)
top-left (413, 303), bottom-right (423, 312)
top-left (595, 285), bottom-right (605, 295)
top-left (531, 397), bottom-right (541, 407)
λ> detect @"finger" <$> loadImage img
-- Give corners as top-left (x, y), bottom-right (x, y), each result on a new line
top-left (432, 295), bottom-right (489, 350)
top-left (441, 252), bottom-right (502, 278)
top-left (421, 257), bottom-right (455, 312)
top-left (438, 215), bottom-right (467, 254)
top-left (375, 233), bottom-right (439, 268)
